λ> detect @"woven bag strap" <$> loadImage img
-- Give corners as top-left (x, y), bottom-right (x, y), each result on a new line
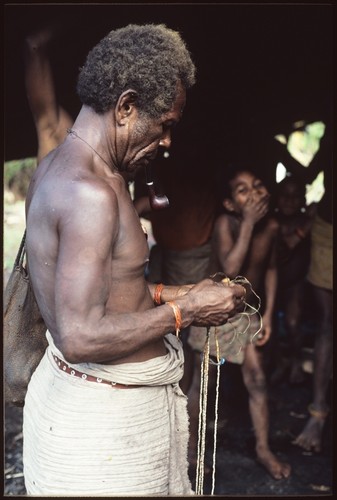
top-left (14, 229), bottom-right (26, 268)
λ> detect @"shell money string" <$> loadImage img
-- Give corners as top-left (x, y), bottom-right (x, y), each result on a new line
top-left (195, 326), bottom-right (210, 495)
top-left (196, 327), bottom-right (223, 495)
top-left (195, 275), bottom-right (262, 495)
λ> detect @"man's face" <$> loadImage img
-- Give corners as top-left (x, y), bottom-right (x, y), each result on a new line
top-left (121, 84), bottom-right (186, 177)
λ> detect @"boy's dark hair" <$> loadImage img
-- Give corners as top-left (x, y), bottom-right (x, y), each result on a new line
top-left (77, 23), bottom-right (196, 117)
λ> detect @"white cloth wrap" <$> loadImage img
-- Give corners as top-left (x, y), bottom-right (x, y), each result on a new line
top-left (23, 331), bottom-right (193, 496)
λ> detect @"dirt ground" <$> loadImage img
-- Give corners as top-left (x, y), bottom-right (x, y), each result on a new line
top-left (4, 362), bottom-right (333, 497)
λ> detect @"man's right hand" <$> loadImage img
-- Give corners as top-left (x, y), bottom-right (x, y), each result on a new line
top-left (184, 278), bottom-right (246, 327)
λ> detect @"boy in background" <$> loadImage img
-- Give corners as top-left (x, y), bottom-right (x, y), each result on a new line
top-left (271, 174), bottom-right (314, 385)
top-left (188, 165), bottom-right (291, 480)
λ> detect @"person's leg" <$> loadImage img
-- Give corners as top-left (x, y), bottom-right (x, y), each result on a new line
top-left (242, 344), bottom-right (291, 479)
top-left (293, 286), bottom-right (332, 452)
top-left (267, 312), bottom-right (289, 385)
top-left (284, 283), bottom-right (305, 384)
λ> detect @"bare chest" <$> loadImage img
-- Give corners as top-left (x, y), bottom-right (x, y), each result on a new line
top-left (114, 204), bottom-right (149, 277)
top-left (242, 229), bottom-right (274, 288)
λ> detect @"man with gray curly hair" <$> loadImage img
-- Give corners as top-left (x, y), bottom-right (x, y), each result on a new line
top-left (22, 23), bottom-right (246, 495)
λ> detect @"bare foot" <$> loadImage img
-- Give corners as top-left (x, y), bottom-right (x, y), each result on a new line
top-left (292, 415), bottom-right (326, 452)
top-left (256, 448), bottom-right (291, 479)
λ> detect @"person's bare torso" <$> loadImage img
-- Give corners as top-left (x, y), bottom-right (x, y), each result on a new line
top-left (242, 221), bottom-right (276, 287)
top-left (210, 214), bottom-right (278, 295)
top-left (25, 141), bottom-right (166, 364)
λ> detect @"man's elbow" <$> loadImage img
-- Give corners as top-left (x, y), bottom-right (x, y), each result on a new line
top-left (56, 327), bottom-right (92, 364)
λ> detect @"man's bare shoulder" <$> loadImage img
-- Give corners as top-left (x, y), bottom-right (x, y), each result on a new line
top-left (48, 150), bottom-right (124, 203)
top-left (67, 174), bottom-right (120, 204)
top-left (55, 177), bottom-right (124, 238)
top-left (29, 160), bottom-right (124, 241)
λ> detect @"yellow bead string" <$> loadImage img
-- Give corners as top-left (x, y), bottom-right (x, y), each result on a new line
top-left (211, 327), bottom-right (221, 495)
top-left (195, 274), bottom-right (262, 495)
top-left (195, 327), bottom-right (210, 495)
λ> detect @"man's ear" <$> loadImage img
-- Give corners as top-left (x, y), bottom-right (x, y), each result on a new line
top-left (223, 198), bottom-right (234, 212)
top-left (115, 89), bottom-right (138, 125)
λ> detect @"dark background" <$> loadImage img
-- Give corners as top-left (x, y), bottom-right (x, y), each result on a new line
top-left (4, 2), bottom-right (333, 168)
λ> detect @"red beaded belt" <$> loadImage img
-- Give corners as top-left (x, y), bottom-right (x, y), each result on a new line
top-left (52, 354), bottom-right (140, 389)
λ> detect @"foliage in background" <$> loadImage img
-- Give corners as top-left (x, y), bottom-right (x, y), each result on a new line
top-left (4, 158), bottom-right (36, 279)
top-left (4, 158), bottom-right (37, 200)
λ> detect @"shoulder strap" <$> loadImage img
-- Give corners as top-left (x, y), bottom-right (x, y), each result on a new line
top-left (14, 229), bottom-right (26, 268)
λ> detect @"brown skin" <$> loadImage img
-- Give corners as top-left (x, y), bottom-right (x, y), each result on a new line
top-left (276, 130), bottom-right (332, 453)
top-left (25, 83), bottom-right (246, 366)
top-left (24, 27), bottom-right (73, 163)
top-left (211, 172), bottom-right (276, 343)
top-left (292, 286), bottom-right (332, 452)
top-left (188, 171), bottom-right (291, 479)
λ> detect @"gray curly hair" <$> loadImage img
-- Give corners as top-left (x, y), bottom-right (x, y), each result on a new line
top-left (77, 23), bottom-right (196, 117)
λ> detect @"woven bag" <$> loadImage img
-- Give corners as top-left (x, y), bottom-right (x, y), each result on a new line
top-left (4, 230), bottom-right (48, 406)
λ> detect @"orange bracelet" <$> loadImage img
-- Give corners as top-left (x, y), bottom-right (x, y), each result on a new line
top-left (154, 283), bottom-right (164, 305)
top-left (167, 301), bottom-right (182, 337)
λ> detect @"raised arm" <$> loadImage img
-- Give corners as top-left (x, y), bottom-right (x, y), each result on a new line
top-left (213, 192), bottom-right (268, 278)
top-left (212, 214), bottom-right (252, 278)
top-left (24, 27), bottom-right (73, 162)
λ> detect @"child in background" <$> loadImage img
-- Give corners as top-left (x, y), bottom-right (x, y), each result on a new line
top-left (188, 165), bottom-right (291, 480)
top-left (271, 174), bottom-right (314, 384)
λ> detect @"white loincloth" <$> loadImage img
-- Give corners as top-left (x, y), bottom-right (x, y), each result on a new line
top-left (23, 331), bottom-right (193, 496)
